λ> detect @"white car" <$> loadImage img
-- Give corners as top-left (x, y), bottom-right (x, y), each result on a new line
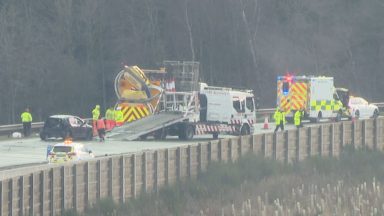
top-left (348, 97), bottom-right (379, 119)
top-left (48, 140), bottom-right (95, 164)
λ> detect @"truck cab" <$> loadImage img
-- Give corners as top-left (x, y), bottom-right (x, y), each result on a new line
top-left (199, 83), bottom-right (256, 134)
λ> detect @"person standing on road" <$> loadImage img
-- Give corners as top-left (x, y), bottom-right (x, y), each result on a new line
top-left (21, 108), bottom-right (33, 137)
top-left (92, 105), bottom-right (100, 136)
top-left (294, 109), bottom-right (303, 129)
top-left (96, 115), bottom-right (106, 142)
top-left (105, 107), bottom-right (115, 131)
top-left (115, 106), bottom-right (124, 126)
top-left (273, 108), bottom-right (286, 133)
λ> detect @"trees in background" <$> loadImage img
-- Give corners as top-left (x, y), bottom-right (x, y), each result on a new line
top-left (0, 0), bottom-right (383, 124)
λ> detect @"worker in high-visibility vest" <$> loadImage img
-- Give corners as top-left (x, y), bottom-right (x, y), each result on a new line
top-left (21, 108), bottom-right (33, 137)
top-left (105, 107), bottom-right (115, 131)
top-left (294, 109), bottom-right (303, 129)
top-left (115, 106), bottom-right (124, 126)
top-left (92, 105), bottom-right (100, 136)
top-left (273, 108), bottom-right (286, 133)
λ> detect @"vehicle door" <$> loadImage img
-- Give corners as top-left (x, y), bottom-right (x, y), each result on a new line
top-left (232, 97), bottom-right (246, 121)
top-left (245, 96), bottom-right (256, 123)
top-left (359, 98), bottom-right (370, 117)
top-left (45, 118), bottom-right (62, 137)
top-left (68, 117), bottom-right (83, 138)
top-left (76, 117), bottom-right (90, 138)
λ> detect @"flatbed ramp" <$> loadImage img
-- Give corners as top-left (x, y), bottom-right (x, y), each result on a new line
top-left (107, 112), bottom-right (187, 141)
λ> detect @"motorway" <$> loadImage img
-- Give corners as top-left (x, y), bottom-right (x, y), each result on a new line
top-left (0, 122), bottom-right (301, 170)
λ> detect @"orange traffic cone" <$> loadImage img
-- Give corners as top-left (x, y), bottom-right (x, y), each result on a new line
top-left (263, 116), bottom-right (269, 129)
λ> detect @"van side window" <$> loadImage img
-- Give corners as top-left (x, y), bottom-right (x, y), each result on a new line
top-left (246, 97), bottom-right (254, 112)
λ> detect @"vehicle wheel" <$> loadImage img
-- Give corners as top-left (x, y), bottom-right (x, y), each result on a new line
top-left (154, 129), bottom-right (166, 140)
top-left (178, 125), bottom-right (194, 140)
top-left (212, 132), bottom-right (219, 139)
top-left (240, 124), bottom-right (250, 136)
top-left (335, 110), bottom-right (342, 122)
top-left (139, 134), bottom-right (148, 140)
top-left (316, 112), bottom-right (322, 123)
top-left (184, 125), bottom-right (194, 140)
top-left (86, 131), bottom-right (93, 140)
top-left (40, 132), bottom-right (48, 141)
top-left (286, 117), bottom-right (294, 124)
top-left (373, 109), bottom-right (379, 118)
top-left (355, 110), bottom-right (360, 119)
top-left (61, 130), bottom-right (72, 140)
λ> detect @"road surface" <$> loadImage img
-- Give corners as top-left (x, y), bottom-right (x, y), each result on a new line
top-left (0, 118), bottom-right (351, 170)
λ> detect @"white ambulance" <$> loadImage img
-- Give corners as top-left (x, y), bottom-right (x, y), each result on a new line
top-left (277, 75), bottom-right (345, 122)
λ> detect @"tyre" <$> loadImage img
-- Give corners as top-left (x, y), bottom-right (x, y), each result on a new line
top-left (61, 130), bottom-right (72, 140)
top-left (355, 110), bottom-right (360, 119)
top-left (212, 132), bottom-right (219, 139)
top-left (154, 129), bottom-right (166, 140)
top-left (86, 131), bottom-right (93, 140)
top-left (139, 134), bottom-right (148, 140)
top-left (310, 112), bottom-right (322, 123)
top-left (240, 124), bottom-right (250, 136)
top-left (40, 132), bottom-right (48, 141)
top-left (335, 110), bottom-right (342, 122)
top-left (184, 125), bottom-right (194, 140)
top-left (178, 125), bottom-right (194, 140)
top-left (373, 109), bottom-right (379, 118)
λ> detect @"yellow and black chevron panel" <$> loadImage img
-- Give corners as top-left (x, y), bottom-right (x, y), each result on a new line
top-left (310, 100), bottom-right (342, 111)
top-left (277, 81), bottom-right (308, 112)
top-left (290, 82), bottom-right (307, 110)
top-left (121, 105), bottom-right (150, 122)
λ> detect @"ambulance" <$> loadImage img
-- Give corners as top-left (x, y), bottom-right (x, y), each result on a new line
top-left (276, 75), bottom-right (346, 122)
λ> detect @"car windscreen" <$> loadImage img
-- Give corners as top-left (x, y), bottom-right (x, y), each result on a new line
top-left (45, 118), bottom-right (61, 128)
top-left (52, 146), bottom-right (72, 153)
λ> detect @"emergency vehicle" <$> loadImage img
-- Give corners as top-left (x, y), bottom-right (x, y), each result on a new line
top-left (277, 75), bottom-right (346, 122)
top-left (108, 61), bottom-right (256, 140)
top-left (48, 140), bottom-right (94, 163)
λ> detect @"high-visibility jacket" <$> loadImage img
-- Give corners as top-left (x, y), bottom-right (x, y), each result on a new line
top-left (274, 110), bottom-right (286, 125)
top-left (115, 110), bottom-right (124, 123)
top-left (105, 108), bottom-right (115, 120)
top-left (92, 108), bottom-right (100, 120)
top-left (294, 110), bottom-right (302, 126)
top-left (21, 112), bottom-right (32, 123)
top-left (96, 119), bottom-right (106, 129)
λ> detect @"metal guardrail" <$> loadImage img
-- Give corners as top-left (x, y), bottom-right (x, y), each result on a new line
top-left (0, 122), bottom-right (44, 135)
top-left (1, 103), bottom-right (383, 136)
top-left (0, 118), bottom-right (92, 136)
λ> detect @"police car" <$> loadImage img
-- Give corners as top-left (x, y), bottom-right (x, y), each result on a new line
top-left (48, 140), bottom-right (95, 164)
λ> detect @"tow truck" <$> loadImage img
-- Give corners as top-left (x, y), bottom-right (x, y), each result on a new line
top-left (108, 61), bottom-right (256, 141)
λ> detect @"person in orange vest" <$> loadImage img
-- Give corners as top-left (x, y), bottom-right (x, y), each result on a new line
top-left (96, 115), bottom-right (106, 142)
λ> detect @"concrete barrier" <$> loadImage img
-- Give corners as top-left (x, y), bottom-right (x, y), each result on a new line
top-left (0, 118), bottom-right (383, 216)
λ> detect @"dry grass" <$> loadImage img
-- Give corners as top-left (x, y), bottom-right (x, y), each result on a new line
top-left (215, 178), bottom-right (384, 216)
top-left (71, 147), bottom-right (384, 216)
